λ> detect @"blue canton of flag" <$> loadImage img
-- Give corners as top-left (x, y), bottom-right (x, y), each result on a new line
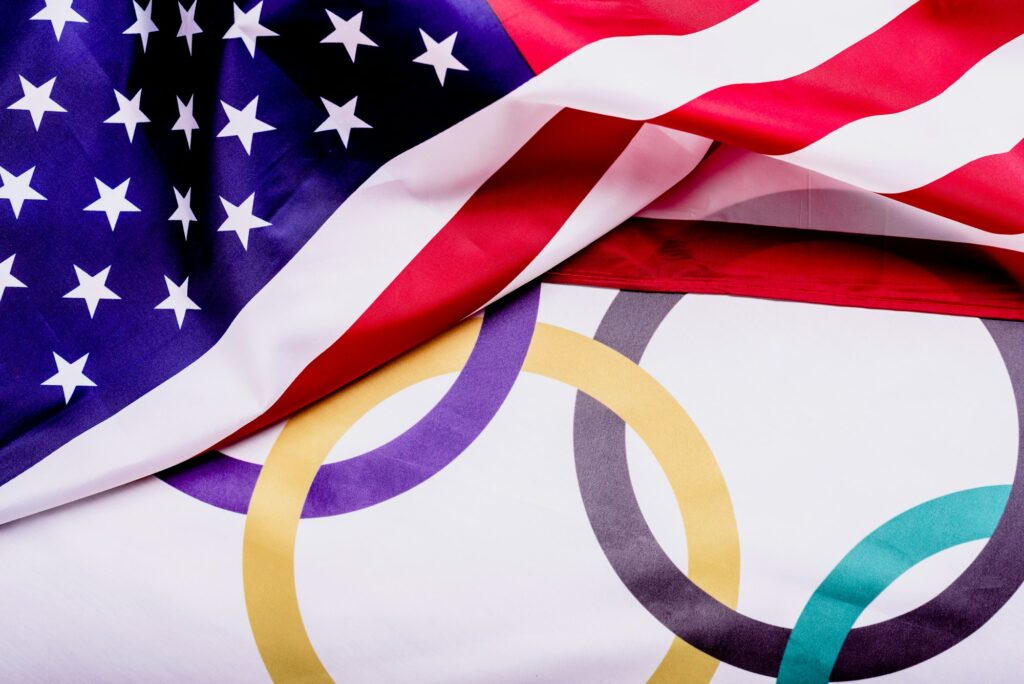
top-left (0, 0), bottom-right (532, 487)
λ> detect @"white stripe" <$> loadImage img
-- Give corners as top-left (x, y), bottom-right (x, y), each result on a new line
top-left (641, 145), bottom-right (1024, 252)
top-left (776, 34), bottom-right (1024, 193)
top-left (519, 0), bottom-right (917, 119)
top-left (0, 1), bottom-right (914, 523)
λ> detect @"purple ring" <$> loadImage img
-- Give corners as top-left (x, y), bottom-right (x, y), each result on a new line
top-left (158, 284), bottom-right (539, 517)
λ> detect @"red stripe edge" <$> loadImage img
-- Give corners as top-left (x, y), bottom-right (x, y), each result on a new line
top-left (546, 217), bottom-right (1024, 321)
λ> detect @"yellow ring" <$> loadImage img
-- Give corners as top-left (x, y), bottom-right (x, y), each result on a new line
top-left (242, 321), bottom-right (740, 683)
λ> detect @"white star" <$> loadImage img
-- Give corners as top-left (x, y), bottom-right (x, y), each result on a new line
top-left (42, 352), bottom-right (96, 403)
top-left (321, 10), bottom-right (376, 62)
top-left (172, 95), bottom-right (199, 148)
top-left (177, 1), bottom-right (202, 54)
top-left (218, 96), bottom-right (274, 154)
top-left (64, 265), bottom-right (120, 318)
top-left (223, 1), bottom-right (277, 58)
top-left (155, 275), bottom-right (200, 328)
top-left (104, 89), bottom-right (149, 142)
top-left (123, 0), bottom-right (158, 51)
top-left (31, 0), bottom-right (87, 41)
top-left (413, 29), bottom-right (468, 85)
top-left (84, 178), bottom-right (140, 230)
top-left (0, 166), bottom-right (45, 219)
top-left (0, 255), bottom-right (27, 303)
top-left (218, 193), bottom-right (269, 249)
top-left (169, 186), bottom-right (196, 238)
top-left (8, 75), bottom-right (66, 131)
top-left (315, 96), bottom-right (370, 147)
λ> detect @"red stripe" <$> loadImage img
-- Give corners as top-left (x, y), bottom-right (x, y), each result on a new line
top-left (886, 139), bottom-right (1024, 235)
top-left (486, 0), bottom-right (756, 74)
top-left (547, 218), bottom-right (1024, 320)
top-left (217, 110), bottom-right (642, 445)
top-left (652, 0), bottom-right (1024, 155)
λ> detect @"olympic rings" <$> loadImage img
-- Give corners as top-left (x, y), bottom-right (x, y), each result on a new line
top-left (574, 292), bottom-right (1024, 679)
top-left (219, 284), bottom-right (1024, 683)
top-left (241, 320), bottom-right (741, 683)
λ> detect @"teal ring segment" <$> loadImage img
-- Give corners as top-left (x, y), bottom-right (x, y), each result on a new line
top-left (778, 485), bottom-right (1011, 683)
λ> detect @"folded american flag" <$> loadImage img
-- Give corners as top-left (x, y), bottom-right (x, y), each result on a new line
top-left (2, 0), bottom-right (1023, 525)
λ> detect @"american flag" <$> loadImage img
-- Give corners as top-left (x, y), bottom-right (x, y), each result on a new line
top-left (0, 0), bottom-right (535, 518)
top-left (2, 0), bottom-right (1023, 522)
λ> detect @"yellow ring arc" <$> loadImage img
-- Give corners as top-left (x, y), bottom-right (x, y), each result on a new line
top-left (242, 320), bottom-right (740, 683)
